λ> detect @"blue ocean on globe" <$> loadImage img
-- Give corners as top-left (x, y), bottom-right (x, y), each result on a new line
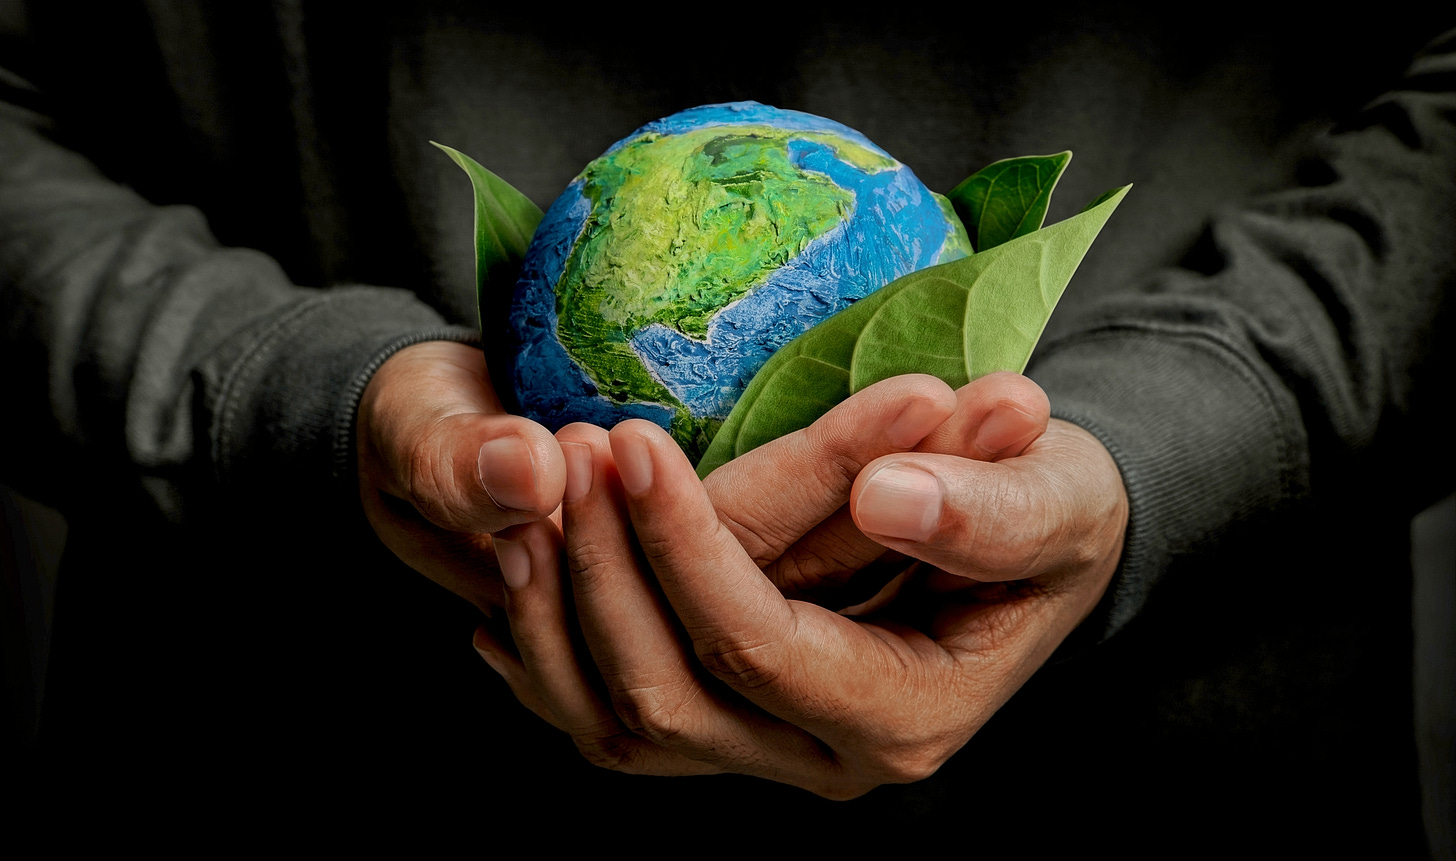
top-left (508, 101), bottom-right (973, 460)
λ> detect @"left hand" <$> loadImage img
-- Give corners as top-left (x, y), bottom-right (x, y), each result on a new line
top-left (477, 376), bottom-right (1125, 797)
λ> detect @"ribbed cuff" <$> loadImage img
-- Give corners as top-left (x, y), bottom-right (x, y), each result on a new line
top-left (1030, 321), bottom-right (1310, 643)
top-left (205, 285), bottom-right (479, 516)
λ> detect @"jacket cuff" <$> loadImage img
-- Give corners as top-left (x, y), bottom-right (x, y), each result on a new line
top-left (203, 285), bottom-right (479, 517)
top-left (1030, 321), bottom-right (1310, 642)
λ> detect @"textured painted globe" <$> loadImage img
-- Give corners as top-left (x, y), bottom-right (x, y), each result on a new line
top-left (508, 101), bottom-right (973, 461)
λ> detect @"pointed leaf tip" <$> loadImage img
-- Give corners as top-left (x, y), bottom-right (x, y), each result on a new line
top-left (949, 151), bottom-right (1072, 253)
top-left (697, 169), bottom-right (1128, 476)
top-left (435, 142), bottom-right (545, 329)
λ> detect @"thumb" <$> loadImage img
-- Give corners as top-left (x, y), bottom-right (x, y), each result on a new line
top-left (916, 371), bottom-right (1049, 461)
top-left (397, 412), bottom-right (567, 534)
top-left (849, 419), bottom-right (1127, 583)
top-left (746, 373), bottom-right (1051, 598)
top-left (357, 341), bottom-right (566, 535)
top-left (849, 453), bottom-right (1039, 582)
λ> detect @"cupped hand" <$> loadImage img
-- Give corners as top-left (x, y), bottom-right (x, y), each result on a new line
top-left (707, 371), bottom-right (1053, 607)
top-left (356, 340), bottom-right (566, 613)
top-left (851, 416), bottom-right (1127, 590)
top-left (476, 375), bottom-right (1126, 797)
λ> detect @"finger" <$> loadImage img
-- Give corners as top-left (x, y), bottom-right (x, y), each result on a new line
top-left (916, 371), bottom-right (1050, 461)
top-left (358, 480), bottom-right (504, 613)
top-left (611, 419), bottom-right (802, 665)
top-left (394, 411), bottom-right (565, 534)
top-left (358, 341), bottom-right (566, 534)
top-left (494, 515), bottom-right (669, 766)
top-left (757, 373), bottom-right (1050, 601)
top-left (540, 423), bottom-right (723, 776)
top-left (611, 422), bottom-right (922, 761)
top-left (760, 505), bottom-right (908, 608)
top-left (563, 422), bottom-right (835, 784)
top-left (471, 620), bottom-right (559, 729)
top-left (621, 421), bottom-right (1015, 793)
top-left (705, 374), bottom-right (956, 567)
top-left (850, 420), bottom-right (1128, 583)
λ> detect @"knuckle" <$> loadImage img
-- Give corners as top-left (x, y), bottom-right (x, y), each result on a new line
top-left (403, 425), bottom-right (473, 528)
top-left (566, 540), bottom-right (621, 590)
top-left (958, 473), bottom-right (1045, 576)
top-left (616, 700), bottom-right (687, 746)
top-left (633, 530), bottom-right (683, 566)
top-left (783, 420), bottom-right (873, 500)
top-left (823, 447), bottom-right (870, 494)
top-left (851, 696), bottom-right (964, 786)
top-left (609, 675), bottom-right (697, 745)
top-left (574, 730), bottom-right (644, 773)
top-left (875, 748), bottom-right (947, 784)
top-left (808, 400), bottom-right (893, 474)
top-left (404, 434), bottom-right (444, 506)
top-left (717, 510), bottom-right (799, 567)
top-left (855, 733), bottom-right (956, 785)
top-left (638, 526), bottom-right (748, 589)
top-left (693, 633), bottom-right (783, 690)
top-left (763, 552), bottom-right (825, 597)
top-left (813, 778), bottom-right (879, 801)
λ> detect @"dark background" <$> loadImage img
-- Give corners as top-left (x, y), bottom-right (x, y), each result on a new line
top-left (2, 2), bottom-right (1451, 851)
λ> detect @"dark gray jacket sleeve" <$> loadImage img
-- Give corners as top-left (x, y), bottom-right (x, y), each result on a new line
top-left (0, 72), bottom-right (476, 524)
top-left (1030, 31), bottom-right (1455, 638)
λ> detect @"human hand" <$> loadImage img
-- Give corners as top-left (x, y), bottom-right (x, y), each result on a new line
top-left (705, 371), bottom-right (1053, 608)
top-left (478, 377), bottom-right (1126, 797)
top-left (355, 340), bottom-right (566, 613)
top-left (849, 414), bottom-right (1127, 596)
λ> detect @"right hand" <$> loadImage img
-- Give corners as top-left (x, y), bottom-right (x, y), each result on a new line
top-left (707, 371), bottom-right (1053, 608)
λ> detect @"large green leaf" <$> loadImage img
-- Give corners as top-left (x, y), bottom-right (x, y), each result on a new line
top-left (850, 273), bottom-right (972, 391)
top-left (432, 142), bottom-right (544, 328)
top-left (948, 152), bottom-right (1071, 252)
top-left (696, 184), bottom-right (1129, 478)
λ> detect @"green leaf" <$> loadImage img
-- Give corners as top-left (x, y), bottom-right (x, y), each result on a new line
top-left (698, 297), bottom-right (869, 476)
top-left (697, 184), bottom-right (1129, 478)
top-left (733, 356), bottom-right (851, 457)
top-left (432, 142), bottom-right (544, 329)
top-left (850, 274), bottom-right (971, 390)
top-left (948, 152), bottom-right (1071, 252)
top-left (1080, 185), bottom-right (1124, 212)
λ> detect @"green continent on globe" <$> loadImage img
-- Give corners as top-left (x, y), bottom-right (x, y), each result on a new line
top-left (553, 125), bottom-right (896, 451)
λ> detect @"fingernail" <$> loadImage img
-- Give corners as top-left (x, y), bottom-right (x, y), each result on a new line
top-left (613, 430), bottom-right (654, 496)
top-left (478, 436), bottom-right (539, 511)
top-left (561, 442), bottom-right (593, 503)
top-left (887, 396), bottom-right (948, 449)
top-left (494, 535), bottom-right (531, 590)
top-left (857, 464), bottom-right (943, 541)
top-left (975, 402), bottom-right (1038, 456)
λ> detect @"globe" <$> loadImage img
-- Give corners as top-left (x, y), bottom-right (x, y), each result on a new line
top-left (508, 101), bottom-right (973, 462)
